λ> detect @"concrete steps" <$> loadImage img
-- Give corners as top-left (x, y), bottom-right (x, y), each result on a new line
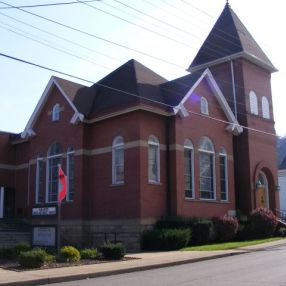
top-left (0, 219), bottom-right (31, 247)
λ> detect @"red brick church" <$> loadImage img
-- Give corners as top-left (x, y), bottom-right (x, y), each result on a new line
top-left (0, 3), bottom-right (279, 250)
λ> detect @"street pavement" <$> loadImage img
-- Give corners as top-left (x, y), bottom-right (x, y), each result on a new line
top-left (0, 239), bottom-right (285, 286)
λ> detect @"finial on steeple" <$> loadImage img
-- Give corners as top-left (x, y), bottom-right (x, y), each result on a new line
top-left (225, 0), bottom-right (231, 8)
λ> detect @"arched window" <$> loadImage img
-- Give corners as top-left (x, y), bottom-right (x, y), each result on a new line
top-left (35, 154), bottom-right (44, 204)
top-left (112, 136), bottom-right (124, 184)
top-left (52, 103), bottom-right (60, 121)
top-left (262, 96), bottom-right (270, 119)
top-left (184, 139), bottom-right (194, 199)
top-left (67, 146), bottom-right (74, 201)
top-left (198, 137), bottom-right (215, 200)
top-left (46, 142), bottom-right (62, 203)
top-left (249, 91), bottom-right (258, 115)
top-left (200, 97), bottom-right (209, 115)
top-left (219, 147), bottom-right (228, 201)
top-left (148, 135), bottom-right (160, 183)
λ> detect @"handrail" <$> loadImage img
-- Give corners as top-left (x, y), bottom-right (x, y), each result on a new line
top-left (275, 208), bottom-right (286, 220)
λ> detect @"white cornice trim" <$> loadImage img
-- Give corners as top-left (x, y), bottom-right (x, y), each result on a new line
top-left (21, 77), bottom-right (84, 139)
top-left (187, 52), bottom-right (277, 74)
top-left (174, 69), bottom-right (243, 136)
top-left (84, 105), bottom-right (171, 124)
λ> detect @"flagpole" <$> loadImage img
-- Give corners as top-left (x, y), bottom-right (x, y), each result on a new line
top-left (57, 164), bottom-right (61, 255)
top-left (57, 164), bottom-right (67, 255)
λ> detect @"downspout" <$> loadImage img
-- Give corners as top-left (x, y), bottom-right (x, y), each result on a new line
top-left (27, 160), bottom-right (31, 206)
top-left (165, 116), bottom-right (171, 216)
top-left (230, 60), bottom-right (238, 118)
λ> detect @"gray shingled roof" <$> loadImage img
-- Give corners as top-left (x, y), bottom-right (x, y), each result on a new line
top-left (277, 137), bottom-right (286, 169)
top-left (188, 3), bottom-right (276, 72)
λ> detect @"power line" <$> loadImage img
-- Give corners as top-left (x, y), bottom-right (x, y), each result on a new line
top-left (0, 0), bottom-right (185, 69)
top-left (0, 1), bottom-right (273, 113)
top-left (0, 52), bottom-right (277, 137)
top-left (0, 21), bottom-right (113, 70)
top-left (0, 11), bottom-right (122, 63)
top-left (110, 0), bottom-right (243, 58)
top-left (76, 0), bottom-right (202, 51)
top-left (0, 0), bottom-right (99, 9)
top-left (0, 4), bottom-right (257, 113)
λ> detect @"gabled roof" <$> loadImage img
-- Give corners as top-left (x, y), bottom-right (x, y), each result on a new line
top-left (188, 3), bottom-right (277, 73)
top-left (168, 69), bottom-right (243, 135)
top-left (21, 77), bottom-right (86, 139)
top-left (277, 136), bottom-right (286, 169)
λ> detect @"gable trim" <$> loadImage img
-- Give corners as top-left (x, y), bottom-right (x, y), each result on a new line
top-left (21, 77), bottom-right (84, 138)
top-left (174, 68), bottom-right (243, 135)
top-left (187, 52), bottom-right (277, 74)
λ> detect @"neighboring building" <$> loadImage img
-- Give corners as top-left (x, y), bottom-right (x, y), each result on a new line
top-left (278, 137), bottom-right (286, 213)
top-left (0, 3), bottom-right (280, 250)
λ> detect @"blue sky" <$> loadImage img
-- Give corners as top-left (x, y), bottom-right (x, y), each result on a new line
top-left (0, 0), bottom-right (285, 136)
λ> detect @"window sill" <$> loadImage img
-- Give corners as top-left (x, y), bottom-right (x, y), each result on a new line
top-left (184, 197), bottom-right (195, 201)
top-left (110, 183), bottom-right (125, 187)
top-left (148, 181), bottom-right (162, 186)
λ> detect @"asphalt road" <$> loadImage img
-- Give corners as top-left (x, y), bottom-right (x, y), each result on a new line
top-left (48, 244), bottom-right (286, 286)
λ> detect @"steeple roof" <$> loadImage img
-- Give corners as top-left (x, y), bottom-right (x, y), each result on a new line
top-left (188, 3), bottom-right (277, 73)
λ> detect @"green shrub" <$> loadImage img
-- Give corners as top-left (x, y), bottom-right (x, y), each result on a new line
top-left (14, 242), bottom-right (30, 257)
top-left (142, 228), bottom-right (191, 251)
top-left (100, 242), bottom-right (125, 260)
top-left (18, 248), bottom-right (47, 268)
top-left (190, 220), bottom-right (214, 245)
top-left (212, 215), bottom-right (239, 242)
top-left (162, 228), bottom-right (191, 250)
top-left (235, 222), bottom-right (255, 241)
top-left (141, 229), bottom-right (162, 251)
top-left (250, 208), bottom-right (278, 238)
top-left (0, 247), bottom-right (14, 259)
top-left (155, 216), bottom-right (195, 229)
top-left (59, 246), bottom-right (81, 262)
top-left (80, 248), bottom-right (98, 260)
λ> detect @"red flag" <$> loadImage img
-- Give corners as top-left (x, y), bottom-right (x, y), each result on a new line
top-left (58, 165), bottom-right (67, 203)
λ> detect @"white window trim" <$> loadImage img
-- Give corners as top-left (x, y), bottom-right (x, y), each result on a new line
top-left (200, 97), bottom-right (209, 115)
top-left (0, 187), bottom-right (4, 219)
top-left (148, 136), bottom-right (160, 184)
top-left (46, 153), bottom-right (62, 203)
top-left (35, 157), bottom-right (44, 204)
top-left (184, 140), bottom-right (195, 199)
top-left (198, 137), bottom-right (216, 201)
top-left (219, 150), bottom-right (228, 201)
top-left (112, 137), bottom-right (125, 185)
top-left (249, 90), bottom-right (258, 115)
top-left (66, 148), bottom-right (75, 201)
top-left (262, 96), bottom-right (270, 119)
top-left (52, 103), bottom-right (60, 121)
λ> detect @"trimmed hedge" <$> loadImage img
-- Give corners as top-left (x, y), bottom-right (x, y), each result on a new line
top-left (100, 242), bottom-right (125, 260)
top-left (18, 248), bottom-right (47, 268)
top-left (58, 246), bottom-right (81, 262)
top-left (250, 208), bottom-right (278, 238)
top-left (155, 216), bottom-right (193, 229)
top-left (212, 215), bottom-right (239, 242)
top-left (142, 228), bottom-right (191, 251)
top-left (80, 248), bottom-right (98, 260)
top-left (190, 220), bottom-right (214, 245)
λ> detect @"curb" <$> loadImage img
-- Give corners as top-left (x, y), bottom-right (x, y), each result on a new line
top-left (0, 252), bottom-right (243, 286)
top-left (2, 240), bottom-right (285, 286)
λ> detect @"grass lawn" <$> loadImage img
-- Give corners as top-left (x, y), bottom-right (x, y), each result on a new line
top-left (182, 237), bottom-right (284, 251)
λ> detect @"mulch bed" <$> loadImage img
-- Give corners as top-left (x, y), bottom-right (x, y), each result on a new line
top-left (0, 256), bottom-right (140, 272)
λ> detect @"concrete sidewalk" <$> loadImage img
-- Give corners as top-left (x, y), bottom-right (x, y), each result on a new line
top-left (1, 239), bottom-right (285, 286)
